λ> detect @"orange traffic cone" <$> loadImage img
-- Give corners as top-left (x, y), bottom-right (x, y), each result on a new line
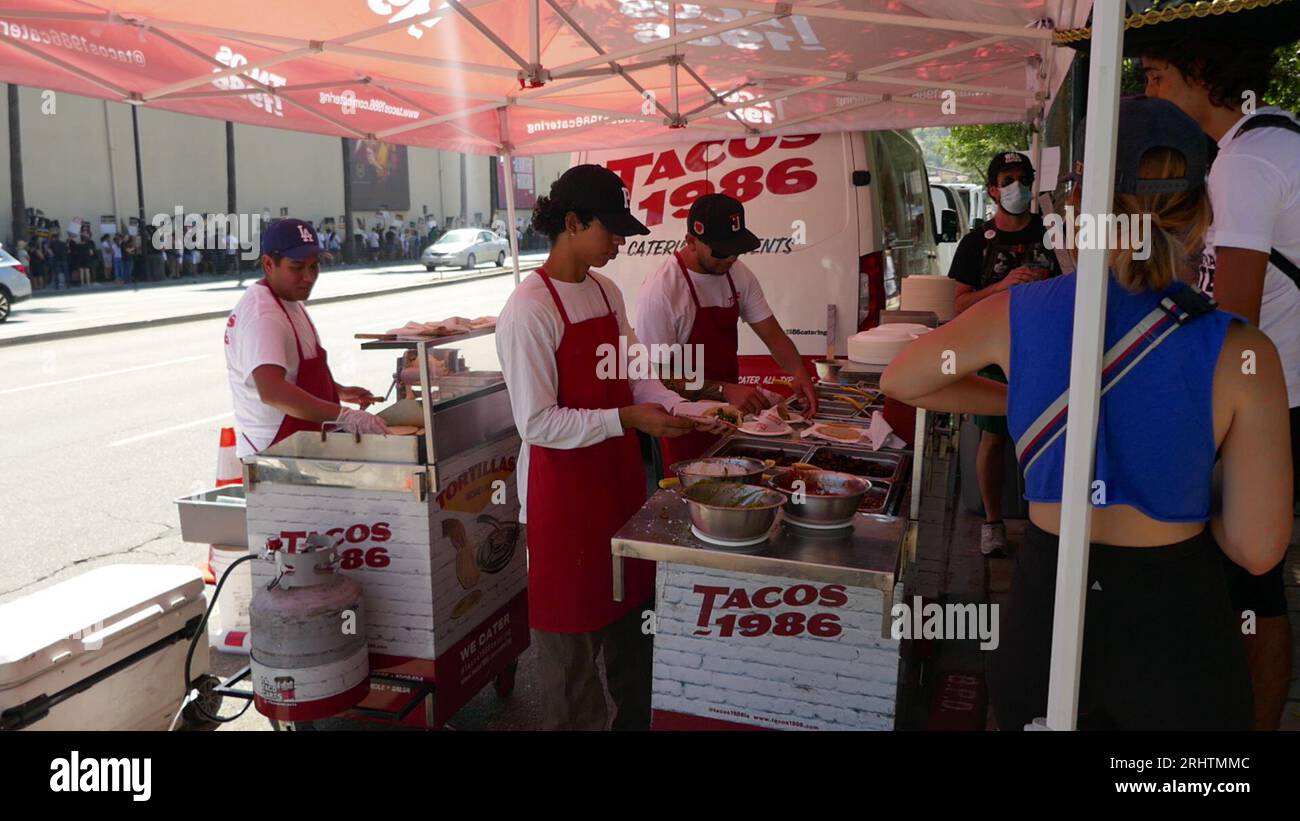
top-left (216, 427), bottom-right (242, 488)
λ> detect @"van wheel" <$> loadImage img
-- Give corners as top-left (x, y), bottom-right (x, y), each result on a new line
top-left (496, 251), bottom-right (506, 267)
top-left (0, 287), bottom-right (10, 322)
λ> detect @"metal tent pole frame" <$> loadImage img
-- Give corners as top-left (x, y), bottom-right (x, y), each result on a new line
top-left (499, 109), bottom-right (522, 288)
top-left (1034, 0), bottom-right (1125, 733)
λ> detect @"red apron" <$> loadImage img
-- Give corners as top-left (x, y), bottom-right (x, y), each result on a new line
top-left (243, 279), bottom-right (340, 452)
top-left (526, 270), bottom-right (654, 633)
top-left (660, 252), bottom-right (741, 475)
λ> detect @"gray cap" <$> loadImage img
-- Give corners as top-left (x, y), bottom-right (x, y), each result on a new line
top-left (1071, 95), bottom-right (1207, 195)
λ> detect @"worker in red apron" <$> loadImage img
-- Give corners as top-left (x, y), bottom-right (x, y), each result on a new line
top-left (497, 166), bottom-right (725, 730)
top-left (225, 218), bottom-right (388, 460)
top-left (636, 194), bottom-right (818, 474)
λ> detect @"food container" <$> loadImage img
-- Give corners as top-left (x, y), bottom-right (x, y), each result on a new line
top-left (768, 469), bottom-right (870, 526)
top-left (714, 439), bottom-right (812, 467)
top-left (670, 457), bottom-right (767, 488)
top-left (681, 481), bottom-right (785, 542)
top-left (814, 359), bottom-right (845, 381)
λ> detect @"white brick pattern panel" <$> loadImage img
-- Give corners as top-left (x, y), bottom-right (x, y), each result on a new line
top-left (244, 435), bottom-right (526, 662)
top-left (652, 564), bottom-right (900, 730)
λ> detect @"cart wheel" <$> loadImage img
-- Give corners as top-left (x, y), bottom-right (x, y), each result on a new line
top-left (181, 674), bottom-right (224, 728)
top-left (494, 661), bottom-right (518, 698)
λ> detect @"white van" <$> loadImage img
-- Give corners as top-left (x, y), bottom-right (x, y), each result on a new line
top-left (575, 130), bottom-right (938, 388)
top-left (930, 183), bottom-right (967, 278)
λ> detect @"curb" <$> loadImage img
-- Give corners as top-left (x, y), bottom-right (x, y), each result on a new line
top-left (0, 264), bottom-right (540, 348)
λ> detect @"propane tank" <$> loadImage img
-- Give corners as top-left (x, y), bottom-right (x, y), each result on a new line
top-left (250, 534), bottom-right (369, 721)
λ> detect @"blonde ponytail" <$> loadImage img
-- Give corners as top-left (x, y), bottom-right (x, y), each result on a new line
top-left (1110, 147), bottom-right (1211, 292)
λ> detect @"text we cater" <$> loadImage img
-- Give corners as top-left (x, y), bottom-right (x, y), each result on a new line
top-left (604, 135), bottom-right (823, 230)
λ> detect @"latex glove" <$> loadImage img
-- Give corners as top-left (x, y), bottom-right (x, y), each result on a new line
top-left (334, 407), bottom-right (390, 436)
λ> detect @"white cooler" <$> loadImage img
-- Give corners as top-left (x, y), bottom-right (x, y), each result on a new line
top-left (0, 565), bottom-right (209, 731)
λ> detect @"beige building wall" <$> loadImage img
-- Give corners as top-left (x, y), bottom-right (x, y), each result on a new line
top-left (2, 85), bottom-right (562, 247)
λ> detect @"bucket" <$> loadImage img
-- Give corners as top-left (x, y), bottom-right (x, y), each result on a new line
top-left (208, 544), bottom-right (254, 655)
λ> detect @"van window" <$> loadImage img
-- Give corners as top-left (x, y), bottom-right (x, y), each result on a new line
top-left (872, 130), bottom-right (936, 297)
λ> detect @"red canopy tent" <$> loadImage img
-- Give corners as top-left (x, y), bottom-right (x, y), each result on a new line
top-left (0, 1), bottom-right (1080, 155)
top-left (6, 0), bottom-right (1152, 732)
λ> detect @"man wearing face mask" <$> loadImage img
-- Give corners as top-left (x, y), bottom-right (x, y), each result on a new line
top-left (947, 151), bottom-right (1062, 557)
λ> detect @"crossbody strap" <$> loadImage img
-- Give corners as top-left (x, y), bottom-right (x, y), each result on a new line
top-left (1015, 288), bottom-right (1218, 475)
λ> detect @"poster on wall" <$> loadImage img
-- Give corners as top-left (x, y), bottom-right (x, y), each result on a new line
top-left (495, 156), bottom-right (536, 210)
top-left (347, 138), bottom-right (410, 211)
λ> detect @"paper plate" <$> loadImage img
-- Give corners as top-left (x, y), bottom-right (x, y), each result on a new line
top-left (739, 420), bottom-right (794, 437)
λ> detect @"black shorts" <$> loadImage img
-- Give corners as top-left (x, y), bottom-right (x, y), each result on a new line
top-left (989, 523), bottom-right (1253, 731)
top-left (1218, 404), bottom-right (1298, 619)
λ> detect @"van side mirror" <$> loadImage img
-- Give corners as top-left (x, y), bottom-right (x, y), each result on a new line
top-left (940, 209), bottom-right (960, 243)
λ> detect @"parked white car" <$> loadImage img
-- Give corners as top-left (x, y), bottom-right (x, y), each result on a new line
top-left (0, 245), bottom-right (33, 323)
top-left (421, 229), bottom-right (509, 271)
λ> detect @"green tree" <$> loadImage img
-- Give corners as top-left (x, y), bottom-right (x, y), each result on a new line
top-left (1268, 44), bottom-right (1300, 111)
top-left (937, 122), bottom-right (1032, 180)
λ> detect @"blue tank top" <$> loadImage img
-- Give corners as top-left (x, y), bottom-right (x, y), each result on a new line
top-left (1007, 273), bottom-right (1238, 522)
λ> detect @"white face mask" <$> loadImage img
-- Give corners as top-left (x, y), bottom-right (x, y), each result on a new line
top-left (997, 181), bottom-right (1031, 215)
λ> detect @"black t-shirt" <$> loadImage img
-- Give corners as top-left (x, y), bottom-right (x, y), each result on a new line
top-left (947, 213), bottom-right (1061, 291)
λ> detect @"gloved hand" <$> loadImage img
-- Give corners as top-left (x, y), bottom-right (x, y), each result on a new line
top-left (334, 407), bottom-right (390, 436)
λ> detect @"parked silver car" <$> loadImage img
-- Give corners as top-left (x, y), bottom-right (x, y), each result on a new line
top-left (0, 245), bottom-right (33, 323)
top-left (422, 229), bottom-right (509, 271)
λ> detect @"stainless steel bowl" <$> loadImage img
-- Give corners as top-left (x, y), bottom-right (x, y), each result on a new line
top-left (670, 456), bottom-right (767, 488)
top-left (768, 468), bottom-right (871, 525)
top-left (814, 359), bottom-right (845, 382)
top-left (681, 481), bottom-right (785, 542)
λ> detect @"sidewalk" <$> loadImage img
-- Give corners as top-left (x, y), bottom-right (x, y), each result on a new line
top-left (0, 254), bottom-right (548, 346)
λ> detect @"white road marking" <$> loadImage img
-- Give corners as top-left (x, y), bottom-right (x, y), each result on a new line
top-left (0, 354), bottom-right (212, 396)
top-left (107, 411), bottom-right (234, 448)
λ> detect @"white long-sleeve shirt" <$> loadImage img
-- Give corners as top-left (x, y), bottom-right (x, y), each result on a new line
top-left (496, 269), bottom-right (683, 523)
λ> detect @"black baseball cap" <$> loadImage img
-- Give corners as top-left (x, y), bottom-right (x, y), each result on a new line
top-left (687, 193), bottom-right (761, 258)
top-left (261, 218), bottom-right (321, 260)
top-left (986, 151), bottom-right (1035, 186)
top-left (549, 164), bottom-right (649, 237)
top-left (1072, 95), bottom-right (1207, 194)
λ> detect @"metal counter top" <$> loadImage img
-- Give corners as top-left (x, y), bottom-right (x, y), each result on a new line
top-left (610, 487), bottom-right (906, 595)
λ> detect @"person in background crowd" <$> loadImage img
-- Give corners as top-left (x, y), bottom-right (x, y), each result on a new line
top-left (366, 226), bottom-right (381, 263)
top-left (72, 232), bottom-right (94, 287)
top-left (1141, 35), bottom-right (1300, 731)
top-left (29, 237), bottom-right (48, 291)
top-left (882, 96), bottom-right (1292, 732)
top-left (164, 242), bottom-right (179, 279)
top-left (946, 150), bottom-right (1063, 557)
top-left (49, 231), bottom-right (69, 290)
top-left (189, 245), bottom-right (202, 277)
top-left (227, 229), bottom-right (246, 286)
top-left (22, 237), bottom-right (42, 292)
top-left (127, 233), bottom-right (142, 283)
top-left (112, 234), bottom-right (127, 285)
top-left (99, 234), bottom-right (113, 283)
top-left (15, 239), bottom-right (29, 270)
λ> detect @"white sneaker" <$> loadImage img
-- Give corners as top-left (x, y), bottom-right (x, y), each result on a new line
top-left (980, 521), bottom-right (1008, 558)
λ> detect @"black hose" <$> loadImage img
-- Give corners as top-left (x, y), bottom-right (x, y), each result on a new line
top-left (182, 553), bottom-right (258, 725)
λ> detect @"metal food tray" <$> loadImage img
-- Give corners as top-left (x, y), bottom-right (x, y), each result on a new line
top-left (711, 437), bottom-right (814, 466)
top-left (358, 326), bottom-right (498, 350)
top-left (174, 485), bottom-right (248, 546)
top-left (806, 445), bottom-right (909, 514)
top-left (705, 438), bottom-right (907, 516)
